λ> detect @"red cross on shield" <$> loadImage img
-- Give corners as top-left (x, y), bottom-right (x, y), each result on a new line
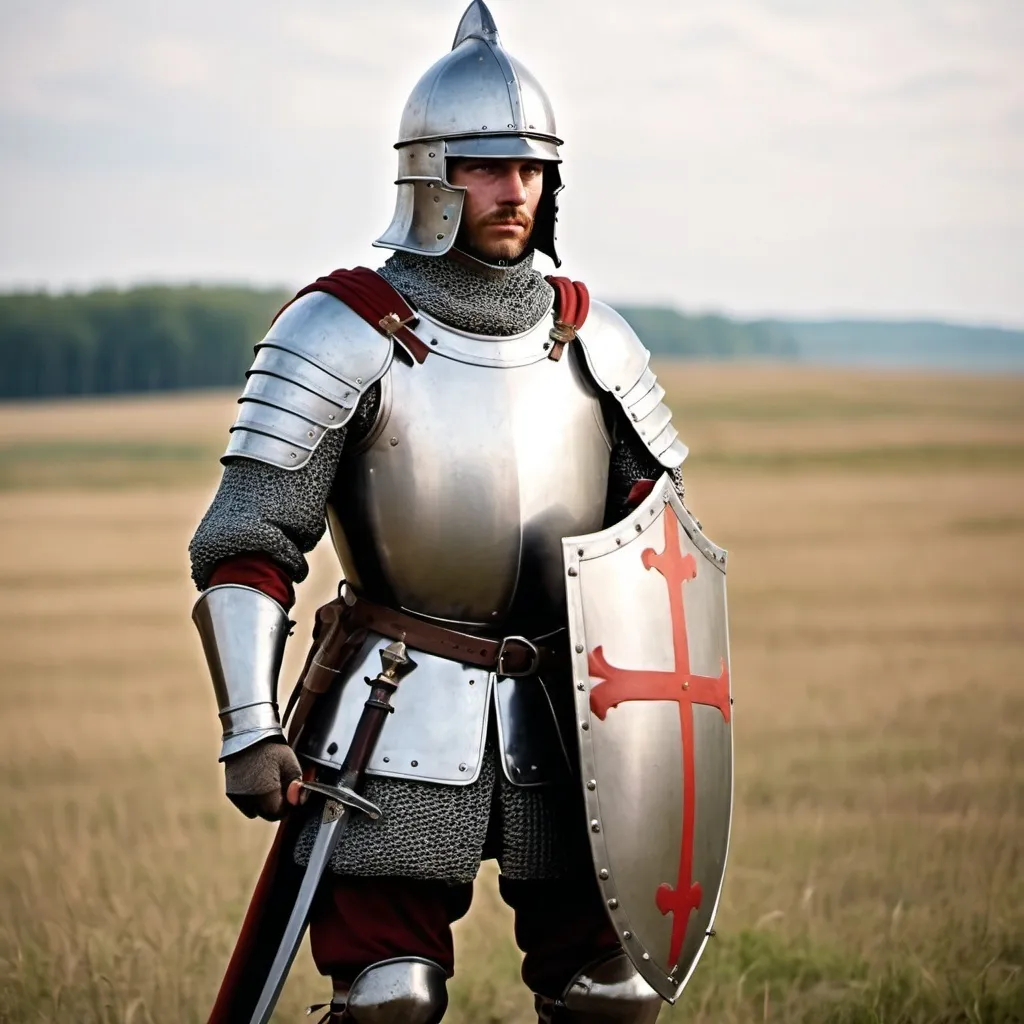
top-left (563, 474), bottom-right (733, 1004)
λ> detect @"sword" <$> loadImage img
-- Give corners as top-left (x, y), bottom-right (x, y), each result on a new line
top-left (249, 638), bottom-right (416, 1024)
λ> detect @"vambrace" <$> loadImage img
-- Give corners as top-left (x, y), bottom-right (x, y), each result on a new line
top-left (191, 584), bottom-right (290, 760)
top-left (536, 952), bottom-right (661, 1023)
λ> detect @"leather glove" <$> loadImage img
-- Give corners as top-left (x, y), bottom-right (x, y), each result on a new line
top-left (223, 738), bottom-right (302, 820)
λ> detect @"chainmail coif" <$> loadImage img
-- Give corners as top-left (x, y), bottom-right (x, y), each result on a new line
top-left (377, 249), bottom-right (554, 336)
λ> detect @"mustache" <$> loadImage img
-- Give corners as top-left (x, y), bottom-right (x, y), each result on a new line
top-left (482, 209), bottom-right (532, 228)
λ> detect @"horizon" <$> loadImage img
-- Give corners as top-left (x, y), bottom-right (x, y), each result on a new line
top-left (2, 1), bottom-right (1021, 327)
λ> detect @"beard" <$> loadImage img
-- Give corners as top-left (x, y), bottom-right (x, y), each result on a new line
top-left (459, 206), bottom-right (535, 262)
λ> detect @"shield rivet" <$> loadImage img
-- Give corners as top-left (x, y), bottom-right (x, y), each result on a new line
top-left (575, 643), bottom-right (584, 653)
top-left (590, 819), bottom-right (601, 832)
top-left (599, 868), bottom-right (609, 879)
top-left (587, 780), bottom-right (596, 791)
top-left (608, 898), bottom-right (619, 909)
top-left (411, 760), bottom-right (418, 767)
top-left (581, 721), bottom-right (589, 731)
top-left (682, 680), bottom-right (689, 690)
top-left (382, 756), bottom-right (390, 763)
top-left (577, 547), bottom-right (584, 556)
top-left (635, 524), bottom-right (642, 533)
top-left (567, 567), bottom-right (578, 577)
top-left (577, 682), bottom-right (585, 691)
top-left (459, 763), bottom-right (467, 772)
top-left (623, 931), bottom-right (632, 940)
top-left (615, 538), bottom-right (622, 546)
top-left (642, 953), bottom-right (651, 961)
top-left (389, 436), bottom-right (399, 446)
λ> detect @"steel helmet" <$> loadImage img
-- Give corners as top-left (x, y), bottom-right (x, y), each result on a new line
top-left (374, 1), bottom-right (564, 265)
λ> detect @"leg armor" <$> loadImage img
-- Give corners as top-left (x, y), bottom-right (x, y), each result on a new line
top-left (329, 957), bottom-right (448, 1023)
top-left (535, 951), bottom-right (662, 1023)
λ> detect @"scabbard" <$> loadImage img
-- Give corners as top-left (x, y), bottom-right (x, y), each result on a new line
top-left (207, 811), bottom-right (308, 1024)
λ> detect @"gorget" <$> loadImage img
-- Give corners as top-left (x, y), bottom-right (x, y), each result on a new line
top-left (376, 249), bottom-right (554, 336)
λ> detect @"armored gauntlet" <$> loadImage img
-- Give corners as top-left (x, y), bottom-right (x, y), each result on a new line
top-left (191, 584), bottom-right (290, 760)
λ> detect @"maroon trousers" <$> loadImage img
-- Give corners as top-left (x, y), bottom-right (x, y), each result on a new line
top-left (309, 869), bottom-right (621, 999)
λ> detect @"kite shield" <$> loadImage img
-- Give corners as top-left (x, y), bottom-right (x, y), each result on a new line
top-left (562, 473), bottom-right (733, 1002)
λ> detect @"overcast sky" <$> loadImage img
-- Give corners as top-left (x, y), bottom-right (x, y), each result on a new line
top-left (1, 0), bottom-right (1021, 323)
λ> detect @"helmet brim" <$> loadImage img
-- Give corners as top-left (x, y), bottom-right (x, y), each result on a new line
top-left (444, 135), bottom-right (561, 162)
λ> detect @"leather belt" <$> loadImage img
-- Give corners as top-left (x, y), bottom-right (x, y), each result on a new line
top-left (346, 595), bottom-right (567, 678)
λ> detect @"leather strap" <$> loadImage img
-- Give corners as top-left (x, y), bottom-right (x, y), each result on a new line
top-left (544, 276), bottom-right (591, 362)
top-left (346, 594), bottom-right (567, 678)
top-left (276, 266), bottom-right (432, 365)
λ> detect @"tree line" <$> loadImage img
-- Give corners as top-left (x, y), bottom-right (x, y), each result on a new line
top-left (0, 286), bottom-right (795, 401)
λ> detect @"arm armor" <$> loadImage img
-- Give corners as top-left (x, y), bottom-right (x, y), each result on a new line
top-left (575, 301), bottom-right (688, 470)
top-left (225, 291), bottom-right (394, 471)
top-left (191, 585), bottom-right (290, 760)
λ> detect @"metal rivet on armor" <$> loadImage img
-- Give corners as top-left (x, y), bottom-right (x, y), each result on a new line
top-left (543, 342), bottom-right (550, 350)
top-left (590, 819), bottom-right (601, 832)
top-left (642, 953), bottom-right (651, 961)
top-left (683, 681), bottom-right (689, 690)
top-left (730, 697), bottom-right (735, 705)
top-left (608, 898), bottom-right (619, 909)
top-left (469, 678), bottom-right (475, 685)
top-left (433, 195), bottom-right (440, 203)
top-left (599, 868), bottom-right (608, 879)
top-left (327, 742), bottom-right (338, 755)
top-left (436, 233), bottom-right (445, 240)
top-left (307, 430), bottom-right (315, 439)
top-left (482, 125), bottom-right (487, 129)
top-left (707, 928), bottom-right (717, 937)
top-left (356, 377), bottom-right (362, 384)
top-left (382, 756), bottom-right (390, 763)
top-left (577, 547), bottom-right (584, 556)
top-left (529, 124), bottom-right (535, 129)
top-left (411, 760), bottom-right (419, 767)
top-left (289, 452), bottom-right (297, 459)
top-left (508, 123), bottom-right (514, 128)
top-left (615, 538), bottom-right (622, 546)
top-left (635, 524), bottom-right (642, 533)
top-left (577, 682), bottom-right (585, 691)
top-left (587, 780), bottom-right (597, 791)
top-left (614, 385), bottom-right (621, 392)
top-left (443, 214), bottom-right (449, 220)
top-left (328, 413), bottom-right (335, 420)
top-left (623, 931), bottom-right (632, 940)
top-left (575, 643), bottom-right (584, 654)
top-left (428, 152), bottom-right (435, 158)
top-left (567, 567), bottom-right (577, 577)
top-left (581, 721), bottom-right (589, 731)
top-left (389, 436), bottom-right (399, 446)
top-left (459, 763), bottom-right (467, 772)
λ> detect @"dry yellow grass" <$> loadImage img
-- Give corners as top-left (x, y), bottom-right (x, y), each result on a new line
top-left (0, 364), bottom-right (1022, 1023)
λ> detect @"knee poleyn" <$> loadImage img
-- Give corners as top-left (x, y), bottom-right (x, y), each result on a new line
top-left (336, 957), bottom-right (448, 1024)
top-left (535, 950), bottom-right (662, 1023)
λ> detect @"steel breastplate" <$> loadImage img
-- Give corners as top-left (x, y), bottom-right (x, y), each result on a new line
top-left (327, 307), bottom-right (613, 631)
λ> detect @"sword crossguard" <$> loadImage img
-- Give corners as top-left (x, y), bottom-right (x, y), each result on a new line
top-left (299, 780), bottom-right (383, 821)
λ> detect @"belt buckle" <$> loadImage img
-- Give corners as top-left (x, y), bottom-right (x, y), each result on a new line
top-left (496, 635), bottom-right (540, 678)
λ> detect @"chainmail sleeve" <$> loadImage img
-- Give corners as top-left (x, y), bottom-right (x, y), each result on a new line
top-left (603, 404), bottom-right (685, 528)
top-left (189, 387), bottom-right (380, 590)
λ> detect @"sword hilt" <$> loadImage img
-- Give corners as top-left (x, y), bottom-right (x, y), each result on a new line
top-left (299, 780), bottom-right (383, 821)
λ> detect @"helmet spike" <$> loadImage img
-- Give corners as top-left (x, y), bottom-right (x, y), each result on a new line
top-left (452, 0), bottom-right (500, 49)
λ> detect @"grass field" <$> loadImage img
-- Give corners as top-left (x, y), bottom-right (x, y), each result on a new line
top-left (0, 364), bottom-right (1021, 1023)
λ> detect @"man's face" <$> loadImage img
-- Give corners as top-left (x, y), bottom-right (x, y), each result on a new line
top-left (447, 158), bottom-right (544, 262)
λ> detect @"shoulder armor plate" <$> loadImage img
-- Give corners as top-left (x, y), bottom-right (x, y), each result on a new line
top-left (575, 300), bottom-right (688, 469)
top-left (224, 292), bottom-right (394, 470)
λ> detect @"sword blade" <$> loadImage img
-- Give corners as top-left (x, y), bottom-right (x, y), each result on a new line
top-left (249, 800), bottom-right (349, 1024)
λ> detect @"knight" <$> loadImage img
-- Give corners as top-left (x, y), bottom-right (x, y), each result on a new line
top-left (189, 4), bottom-right (732, 1022)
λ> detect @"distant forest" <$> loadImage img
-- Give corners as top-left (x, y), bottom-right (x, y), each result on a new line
top-left (0, 286), bottom-right (1020, 400)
